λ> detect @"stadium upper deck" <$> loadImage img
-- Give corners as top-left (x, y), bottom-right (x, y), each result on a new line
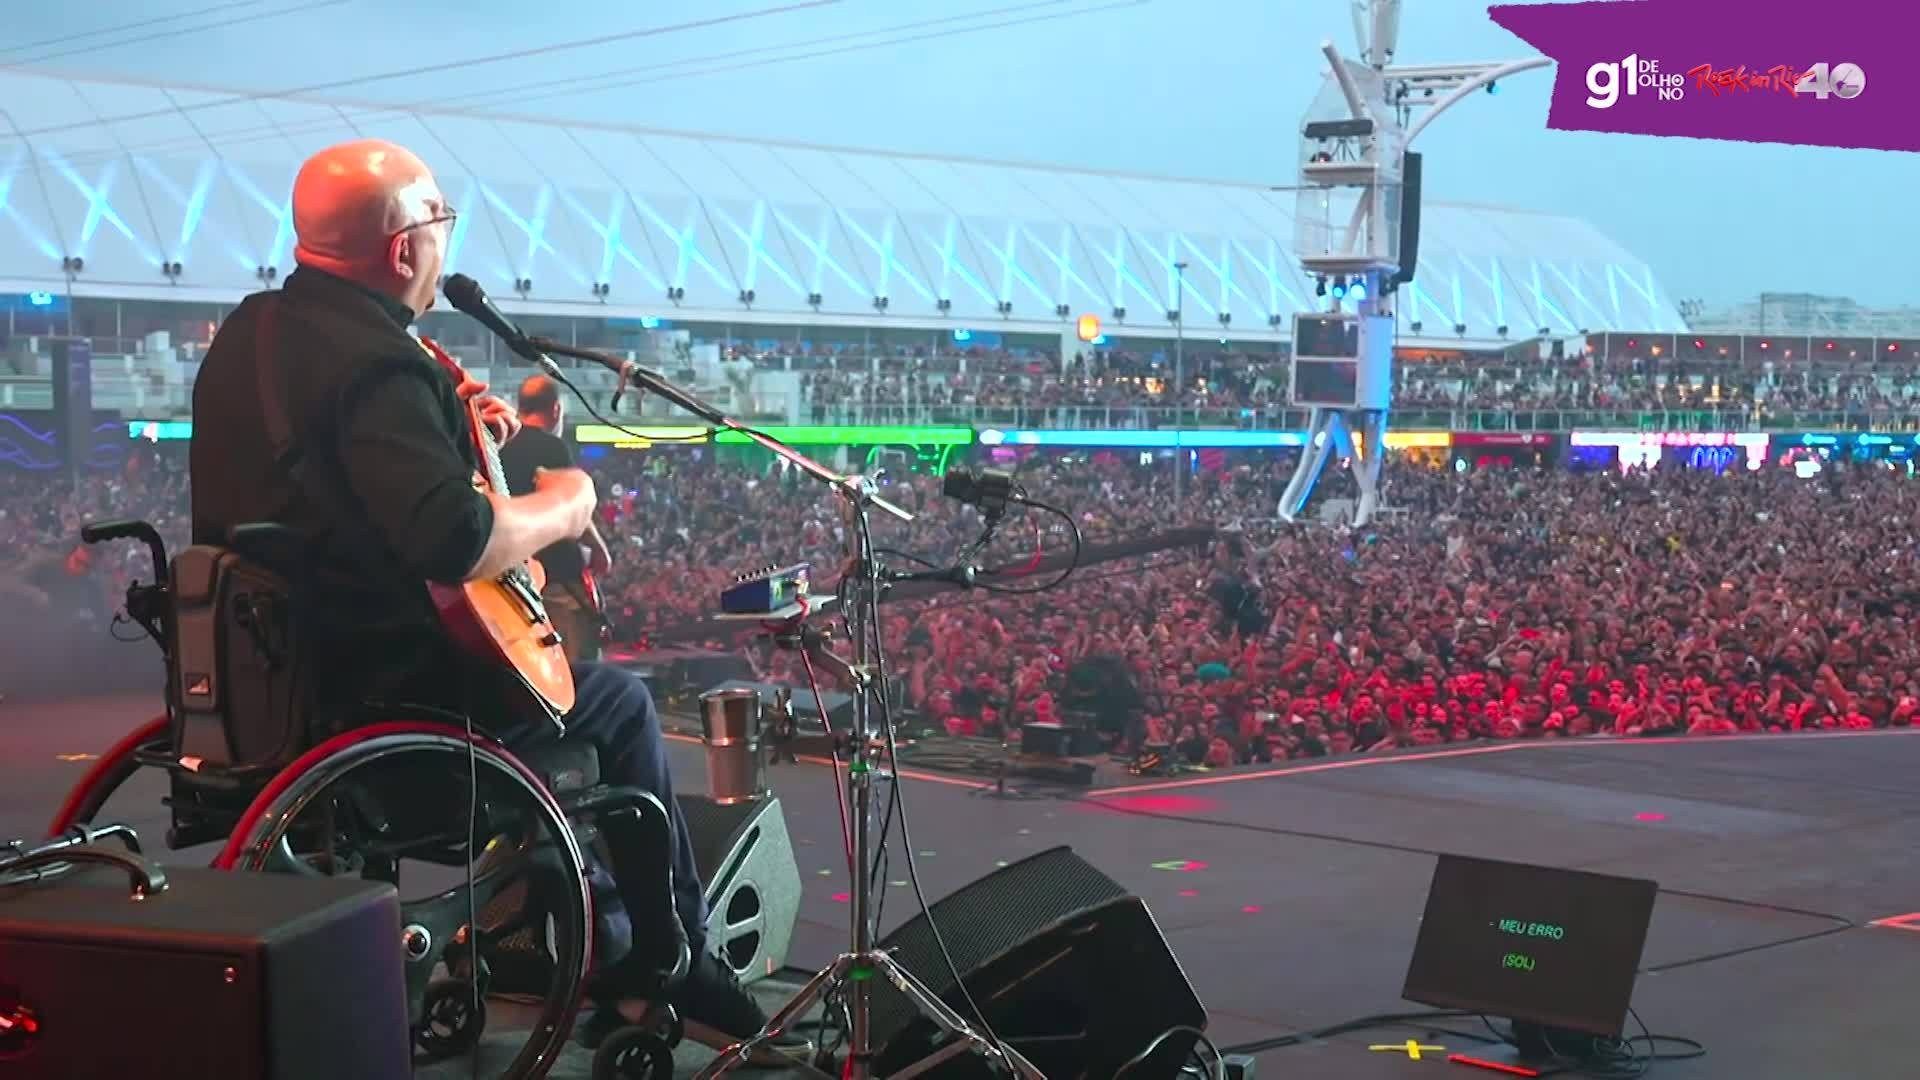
top-left (0, 69), bottom-right (1685, 345)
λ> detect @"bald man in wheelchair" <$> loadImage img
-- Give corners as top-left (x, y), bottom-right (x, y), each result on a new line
top-left (188, 139), bottom-right (808, 1064)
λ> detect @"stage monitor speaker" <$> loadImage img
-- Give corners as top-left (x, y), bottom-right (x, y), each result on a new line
top-left (678, 793), bottom-right (801, 986)
top-left (0, 862), bottom-right (410, 1079)
top-left (871, 846), bottom-right (1206, 1079)
top-left (703, 678), bottom-right (852, 734)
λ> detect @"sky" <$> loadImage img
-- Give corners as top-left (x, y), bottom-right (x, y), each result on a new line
top-left (2, 0), bottom-right (1914, 309)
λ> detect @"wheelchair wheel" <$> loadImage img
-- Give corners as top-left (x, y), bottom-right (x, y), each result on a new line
top-left (590, 1027), bottom-right (674, 1080)
top-left (219, 724), bottom-right (593, 1080)
top-left (45, 715), bottom-right (169, 837)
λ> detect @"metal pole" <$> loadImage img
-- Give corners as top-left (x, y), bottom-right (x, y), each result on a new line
top-left (1174, 261), bottom-right (1187, 503)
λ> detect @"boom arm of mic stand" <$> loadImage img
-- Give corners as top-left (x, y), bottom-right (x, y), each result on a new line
top-left (525, 336), bottom-right (912, 523)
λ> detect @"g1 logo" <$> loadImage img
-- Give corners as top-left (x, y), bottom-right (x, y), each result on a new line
top-left (1797, 63), bottom-right (1866, 99)
top-left (1587, 54), bottom-right (1685, 108)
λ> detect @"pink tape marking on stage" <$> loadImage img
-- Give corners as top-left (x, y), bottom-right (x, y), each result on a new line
top-left (1084, 742), bottom-right (1527, 797)
top-left (1086, 726), bottom-right (1920, 798)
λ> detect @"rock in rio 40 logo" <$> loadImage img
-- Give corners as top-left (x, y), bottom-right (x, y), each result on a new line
top-left (1585, 54), bottom-right (1866, 108)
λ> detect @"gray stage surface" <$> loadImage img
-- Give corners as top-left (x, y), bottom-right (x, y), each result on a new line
top-left (5, 693), bottom-right (1920, 1078)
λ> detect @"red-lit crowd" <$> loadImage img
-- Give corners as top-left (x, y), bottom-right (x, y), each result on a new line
top-left (9, 443), bottom-right (1920, 769)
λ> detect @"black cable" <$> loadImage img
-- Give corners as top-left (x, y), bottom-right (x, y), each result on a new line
top-left (464, 714), bottom-right (480, 1080)
top-left (1114, 1024), bottom-right (1224, 1080)
top-left (968, 495), bottom-right (1083, 596)
top-left (858, 508), bottom-right (1014, 1072)
top-left (1220, 1009), bottom-right (1488, 1056)
top-left (537, 365), bottom-right (708, 444)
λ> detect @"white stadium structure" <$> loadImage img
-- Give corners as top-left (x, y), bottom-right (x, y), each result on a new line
top-left (0, 69), bottom-right (1687, 345)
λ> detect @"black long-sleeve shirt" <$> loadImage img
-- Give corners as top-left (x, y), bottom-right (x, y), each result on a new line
top-left (190, 267), bottom-right (503, 720)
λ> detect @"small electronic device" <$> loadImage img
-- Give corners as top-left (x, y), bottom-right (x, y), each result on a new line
top-left (1402, 854), bottom-right (1657, 1072)
top-left (720, 563), bottom-right (811, 615)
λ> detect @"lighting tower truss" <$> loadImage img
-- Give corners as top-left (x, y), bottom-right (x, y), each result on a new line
top-left (1280, 0), bottom-right (1551, 528)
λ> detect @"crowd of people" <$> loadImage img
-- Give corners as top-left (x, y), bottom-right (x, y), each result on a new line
top-left (759, 344), bottom-right (1920, 423)
top-left (10, 439), bottom-right (1920, 770)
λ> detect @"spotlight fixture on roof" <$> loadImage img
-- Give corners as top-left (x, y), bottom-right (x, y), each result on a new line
top-left (1496, 324), bottom-right (1509, 337)
top-left (1314, 276), bottom-right (1328, 298)
top-left (62, 255), bottom-right (84, 274)
top-left (1268, 314), bottom-right (1284, 328)
top-left (1330, 277), bottom-right (1347, 300)
top-left (738, 288), bottom-right (756, 305)
top-left (1454, 322), bottom-right (1467, 336)
top-left (873, 295), bottom-right (889, 311)
top-left (667, 286), bottom-right (685, 303)
top-left (592, 282), bottom-right (611, 299)
top-left (514, 277), bottom-right (533, 294)
top-left (807, 291), bottom-right (823, 307)
top-left (161, 260), bottom-right (183, 279)
top-left (1166, 309), bottom-right (1181, 324)
top-left (1410, 320), bottom-right (1423, 333)
top-left (1218, 312), bottom-right (1231, 326)
top-left (996, 300), bottom-right (1013, 316)
top-left (936, 298), bottom-right (951, 313)
top-left (1112, 306), bottom-right (1126, 321)
top-left (1055, 303), bottom-right (1070, 318)
top-left (1537, 327), bottom-right (1550, 338)
top-left (255, 265), bottom-right (277, 283)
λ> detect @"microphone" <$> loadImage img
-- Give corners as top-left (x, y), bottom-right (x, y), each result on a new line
top-left (442, 274), bottom-right (556, 372)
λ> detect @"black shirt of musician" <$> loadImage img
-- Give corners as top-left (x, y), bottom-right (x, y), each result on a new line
top-left (189, 267), bottom-right (503, 721)
top-left (497, 425), bottom-right (585, 590)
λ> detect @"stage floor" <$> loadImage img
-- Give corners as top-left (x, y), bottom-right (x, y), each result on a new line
top-left (6, 694), bottom-right (1920, 1078)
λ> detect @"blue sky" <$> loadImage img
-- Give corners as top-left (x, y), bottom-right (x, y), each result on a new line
top-left (4, 0), bottom-right (1914, 308)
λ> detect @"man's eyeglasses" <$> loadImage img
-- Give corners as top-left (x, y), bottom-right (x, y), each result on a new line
top-left (388, 205), bottom-right (458, 248)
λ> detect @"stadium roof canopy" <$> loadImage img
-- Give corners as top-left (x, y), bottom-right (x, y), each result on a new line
top-left (0, 69), bottom-right (1685, 343)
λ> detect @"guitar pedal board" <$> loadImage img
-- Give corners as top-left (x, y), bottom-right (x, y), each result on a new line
top-left (720, 563), bottom-right (812, 615)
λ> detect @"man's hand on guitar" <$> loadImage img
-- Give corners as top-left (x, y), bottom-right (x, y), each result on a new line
top-left (534, 466), bottom-right (598, 536)
top-left (453, 374), bottom-right (523, 444)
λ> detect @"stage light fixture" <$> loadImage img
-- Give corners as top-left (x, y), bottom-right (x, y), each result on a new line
top-left (1496, 324), bottom-right (1509, 337)
top-left (936, 298), bottom-right (951, 312)
top-left (739, 288), bottom-right (756, 304)
top-left (808, 292), bottom-right (823, 307)
top-left (1314, 277), bottom-right (1328, 298)
top-left (1112, 306), bottom-right (1127, 321)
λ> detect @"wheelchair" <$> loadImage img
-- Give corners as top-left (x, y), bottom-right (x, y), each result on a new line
top-left (43, 520), bottom-right (689, 1080)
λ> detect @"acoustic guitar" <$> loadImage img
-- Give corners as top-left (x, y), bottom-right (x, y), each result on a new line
top-left (418, 335), bottom-right (576, 727)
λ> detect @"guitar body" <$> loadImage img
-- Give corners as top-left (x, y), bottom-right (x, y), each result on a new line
top-left (419, 336), bottom-right (576, 726)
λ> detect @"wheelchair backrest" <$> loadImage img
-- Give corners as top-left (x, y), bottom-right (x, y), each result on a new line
top-left (167, 544), bottom-right (316, 770)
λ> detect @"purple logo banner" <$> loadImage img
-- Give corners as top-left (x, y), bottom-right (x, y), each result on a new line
top-left (1488, 0), bottom-right (1917, 152)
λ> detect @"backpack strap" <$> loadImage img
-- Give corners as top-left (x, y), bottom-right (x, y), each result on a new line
top-left (253, 295), bottom-right (304, 480)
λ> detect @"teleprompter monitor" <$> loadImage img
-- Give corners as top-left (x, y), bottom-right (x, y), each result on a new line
top-left (1401, 854), bottom-right (1658, 1039)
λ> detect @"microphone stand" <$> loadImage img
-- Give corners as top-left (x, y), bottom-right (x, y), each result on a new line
top-left (524, 338), bottom-right (1042, 1080)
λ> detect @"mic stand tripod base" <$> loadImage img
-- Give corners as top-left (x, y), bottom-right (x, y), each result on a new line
top-left (692, 947), bottom-right (1046, 1079)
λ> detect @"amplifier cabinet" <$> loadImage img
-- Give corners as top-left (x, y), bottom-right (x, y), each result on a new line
top-left (0, 863), bottom-right (411, 1079)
